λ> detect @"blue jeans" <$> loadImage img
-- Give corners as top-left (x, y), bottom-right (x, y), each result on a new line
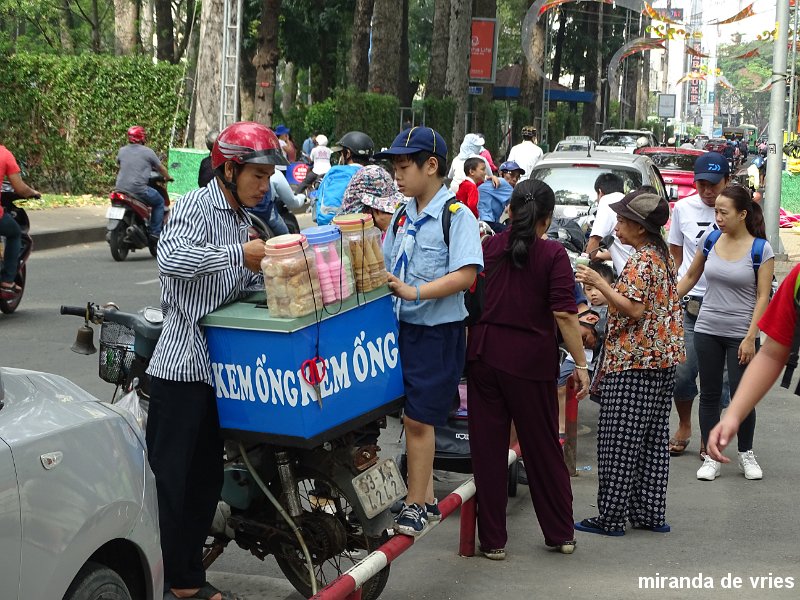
top-left (0, 212), bottom-right (22, 284)
top-left (674, 309), bottom-right (731, 407)
top-left (138, 186), bottom-right (165, 236)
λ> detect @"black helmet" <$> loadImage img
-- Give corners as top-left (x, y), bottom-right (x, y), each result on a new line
top-left (331, 131), bottom-right (374, 157)
top-left (205, 129), bottom-right (219, 151)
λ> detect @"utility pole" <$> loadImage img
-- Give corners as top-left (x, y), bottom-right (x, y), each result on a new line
top-left (765, 0), bottom-right (790, 257)
top-left (788, 4), bottom-right (799, 137)
top-left (661, 0), bottom-right (671, 95)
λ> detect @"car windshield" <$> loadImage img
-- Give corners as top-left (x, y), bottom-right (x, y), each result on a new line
top-left (598, 134), bottom-right (639, 147)
top-left (530, 166), bottom-right (644, 205)
top-left (647, 153), bottom-right (699, 171)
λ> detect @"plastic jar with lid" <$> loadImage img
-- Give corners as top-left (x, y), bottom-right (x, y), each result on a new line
top-left (261, 234), bottom-right (322, 318)
top-left (300, 225), bottom-right (355, 305)
top-left (331, 213), bottom-right (388, 293)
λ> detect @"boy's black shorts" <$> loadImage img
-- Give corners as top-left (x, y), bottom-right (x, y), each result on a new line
top-left (399, 320), bottom-right (465, 426)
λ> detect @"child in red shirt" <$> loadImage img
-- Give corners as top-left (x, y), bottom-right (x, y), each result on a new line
top-left (455, 157), bottom-right (486, 218)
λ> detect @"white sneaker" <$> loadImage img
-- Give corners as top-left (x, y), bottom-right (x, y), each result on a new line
top-left (738, 450), bottom-right (763, 480)
top-left (697, 456), bottom-right (721, 481)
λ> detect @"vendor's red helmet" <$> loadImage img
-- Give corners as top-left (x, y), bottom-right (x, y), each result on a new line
top-left (211, 121), bottom-right (288, 170)
top-left (127, 125), bottom-right (147, 144)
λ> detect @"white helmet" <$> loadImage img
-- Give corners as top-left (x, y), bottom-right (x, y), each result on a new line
top-left (315, 134), bottom-right (328, 147)
top-left (636, 136), bottom-right (650, 148)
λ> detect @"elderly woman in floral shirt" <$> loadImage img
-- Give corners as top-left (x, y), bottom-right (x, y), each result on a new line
top-left (574, 190), bottom-right (684, 537)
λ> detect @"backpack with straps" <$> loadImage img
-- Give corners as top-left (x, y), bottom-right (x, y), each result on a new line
top-left (392, 198), bottom-right (485, 326)
top-left (780, 273), bottom-right (800, 395)
top-left (702, 230), bottom-right (777, 296)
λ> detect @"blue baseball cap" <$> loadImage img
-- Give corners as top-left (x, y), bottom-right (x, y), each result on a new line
top-left (499, 160), bottom-right (525, 174)
top-left (373, 127), bottom-right (448, 160)
top-left (274, 125), bottom-right (290, 136)
top-left (694, 152), bottom-right (730, 184)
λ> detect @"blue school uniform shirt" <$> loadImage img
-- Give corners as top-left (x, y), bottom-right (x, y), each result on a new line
top-left (383, 184), bottom-right (483, 326)
top-left (477, 178), bottom-right (513, 222)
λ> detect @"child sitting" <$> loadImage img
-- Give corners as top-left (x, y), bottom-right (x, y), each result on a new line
top-left (455, 156), bottom-right (486, 218)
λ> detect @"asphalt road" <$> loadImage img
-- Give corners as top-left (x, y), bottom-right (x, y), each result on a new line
top-left (3, 241), bottom-right (800, 599)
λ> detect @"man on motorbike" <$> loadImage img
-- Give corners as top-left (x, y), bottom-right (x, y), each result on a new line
top-left (315, 131), bottom-right (374, 225)
top-left (145, 122), bottom-right (286, 600)
top-left (0, 144), bottom-right (40, 299)
top-left (115, 125), bottom-right (171, 240)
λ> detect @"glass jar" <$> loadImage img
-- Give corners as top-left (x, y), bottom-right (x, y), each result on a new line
top-left (261, 234), bottom-right (322, 318)
top-left (332, 213), bottom-right (388, 293)
top-left (301, 225), bottom-right (355, 305)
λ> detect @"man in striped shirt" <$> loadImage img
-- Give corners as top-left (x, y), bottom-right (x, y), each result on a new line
top-left (146, 122), bottom-right (286, 600)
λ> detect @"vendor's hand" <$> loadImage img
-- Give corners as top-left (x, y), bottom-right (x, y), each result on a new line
top-left (243, 239), bottom-right (266, 273)
top-left (738, 337), bottom-right (756, 365)
top-left (575, 264), bottom-right (601, 288)
top-left (706, 416), bottom-right (739, 463)
top-left (574, 368), bottom-right (590, 400)
top-left (386, 273), bottom-right (417, 301)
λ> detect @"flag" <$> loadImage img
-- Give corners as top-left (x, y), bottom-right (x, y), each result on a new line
top-left (642, 1), bottom-right (682, 25)
top-left (709, 3), bottom-right (756, 26)
top-left (686, 46), bottom-right (711, 58)
top-left (676, 72), bottom-right (706, 85)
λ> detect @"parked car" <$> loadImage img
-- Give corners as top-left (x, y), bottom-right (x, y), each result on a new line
top-left (703, 138), bottom-right (729, 154)
top-left (595, 129), bottom-right (659, 153)
top-left (553, 136), bottom-right (596, 152)
top-left (0, 367), bottom-right (162, 600)
top-left (634, 147), bottom-right (706, 201)
top-left (694, 134), bottom-right (709, 149)
top-left (529, 151), bottom-right (668, 219)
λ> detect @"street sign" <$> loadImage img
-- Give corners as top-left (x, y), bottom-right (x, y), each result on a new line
top-left (658, 94), bottom-right (677, 119)
top-left (469, 18), bottom-right (498, 83)
top-left (468, 86), bottom-right (483, 95)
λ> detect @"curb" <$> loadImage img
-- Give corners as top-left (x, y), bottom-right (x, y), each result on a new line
top-left (32, 227), bottom-right (107, 252)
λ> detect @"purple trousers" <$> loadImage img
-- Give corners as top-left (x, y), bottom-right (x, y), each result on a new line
top-left (467, 360), bottom-right (574, 549)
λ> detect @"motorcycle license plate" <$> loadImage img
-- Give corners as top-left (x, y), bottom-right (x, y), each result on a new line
top-left (352, 459), bottom-right (407, 519)
top-left (106, 206), bottom-right (126, 220)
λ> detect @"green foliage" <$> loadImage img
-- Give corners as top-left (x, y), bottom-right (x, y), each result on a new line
top-left (417, 97), bottom-right (456, 152)
top-left (408, 0), bottom-right (434, 84)
top-left (304, 98), bottom-right (337, 139)
top-left (333, 89), bottom-right (400, 150)
top-left (547, 104), bottom-right (581, 147)
top-left (474, 99), bottom-right (502, 157)
top-left (716, 40), bottom-right (773, 129)
top-left (510, 104), bottom-right (531, 144)
top-left (0, 54), bottom-right (187, 194)
top-left (282, 105), bottom-right (310, 146)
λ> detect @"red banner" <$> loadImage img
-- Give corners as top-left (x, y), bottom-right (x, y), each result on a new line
top-left (470, 19), bottom-right (497, 83)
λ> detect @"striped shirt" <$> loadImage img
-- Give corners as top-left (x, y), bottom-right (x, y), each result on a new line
top-left (146, 179), bottom-right (263, 384)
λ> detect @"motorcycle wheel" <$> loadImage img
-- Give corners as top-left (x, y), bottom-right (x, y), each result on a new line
top-left (273, 469), bottom-right (390, 600)
top-left (148, 238), bottom-right (158, 258)
top-left (109, 223), bottom-right (129, 262)
top-left (0, 263), bottom-right (25, 314)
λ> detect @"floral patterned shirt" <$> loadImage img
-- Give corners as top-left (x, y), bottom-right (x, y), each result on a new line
top-left (600, 244), bottom-right (685, 375)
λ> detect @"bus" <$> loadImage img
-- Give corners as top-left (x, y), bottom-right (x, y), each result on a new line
top-left (722, 124), bottom-right (759, 152)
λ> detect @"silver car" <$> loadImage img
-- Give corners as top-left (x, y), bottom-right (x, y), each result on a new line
top-left (0, 367), bottom-right (162, 600)
top-left (529, 151), bottom-right (668, 219)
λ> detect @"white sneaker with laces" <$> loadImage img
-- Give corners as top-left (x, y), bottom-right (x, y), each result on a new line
top-left (738, 450), bottom-right (763, 480)
top-left (697, 456), bottom-right (721, 481)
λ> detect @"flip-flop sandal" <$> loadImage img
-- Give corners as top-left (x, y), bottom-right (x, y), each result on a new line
top-left (164, 583), bottom-right (244, 600)
top-left (574, 518), bottom-right (625, 537)
top-left (631, 522), bottom-right (671, 533)
top-left (669, 438), bottom-right (690, 456)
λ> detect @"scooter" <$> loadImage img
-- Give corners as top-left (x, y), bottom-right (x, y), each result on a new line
top-left (106, 173), bottom-right (170, 261)
top-left (60, 298), bottom-right (400, 600)
top-left (0, 184), bottom-right (35, 314)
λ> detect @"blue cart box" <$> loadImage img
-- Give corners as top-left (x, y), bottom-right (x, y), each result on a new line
top-left (201, 289), bottom-right (405, 448)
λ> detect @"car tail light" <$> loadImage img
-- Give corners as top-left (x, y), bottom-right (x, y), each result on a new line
top-left (571, 164), bottom-right (600, 168)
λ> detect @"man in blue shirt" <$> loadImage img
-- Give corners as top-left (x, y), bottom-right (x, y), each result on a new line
top-left (477, 160), bottom-right (518, 231)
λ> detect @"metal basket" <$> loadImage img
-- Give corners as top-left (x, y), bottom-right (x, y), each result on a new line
top-left (98, 321), bottom-right (136, 385)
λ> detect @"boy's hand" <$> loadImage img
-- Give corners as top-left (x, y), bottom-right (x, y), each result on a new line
top-left (387, 273), bottom-right (417, 301)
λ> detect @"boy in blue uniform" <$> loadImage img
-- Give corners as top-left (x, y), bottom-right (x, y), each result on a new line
top-left (377, 127), bottom-right (483, 535)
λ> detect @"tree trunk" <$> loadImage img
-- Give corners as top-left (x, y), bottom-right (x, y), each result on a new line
top-left (140, 0), bottom-right (155, 57)
top-left (59, 0), bottom-right (75, 52)
top-left (580, 3), bottom-right (601, 137)
top-left (155, 0), bottom-right (176, 62)
top-left (368, 0), bottom-right (401, 96)
top-left (282, 61), bottom-right (297, 116)
top-left (348, 0), bottom-right (374, 91)
top-left (426, 0), bottom-right (449, 99)
top-left (635, 16), bottom-right (651, 125)
top-left (90, 0), bottom-right (102, 52)
top-left (193, 0), bottom-right (224, 148)
top-left (549, 8), bottom-right (568, 110)
top-left (446, 0), bottom-right (472, 149)
top-left (113, 0), bottom-right (139, 55)
top-left (252, 0), bottom-right (281, 126)
top-left (520, 19), bottom-right (544, 137)
top-left (398, 0), bottom-right (413, 106)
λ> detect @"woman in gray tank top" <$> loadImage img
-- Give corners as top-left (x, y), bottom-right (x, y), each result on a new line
top-left (677, 185), bottom-right (774, 482)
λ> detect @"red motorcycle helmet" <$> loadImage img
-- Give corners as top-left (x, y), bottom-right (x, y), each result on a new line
top-left (127, 125), bottom-right (147, 144)
top-left (211, 121), bottom-right (288, 170)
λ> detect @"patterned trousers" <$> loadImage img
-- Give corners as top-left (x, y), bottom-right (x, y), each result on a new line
top-left (595, 367), bottom-right (676, 532)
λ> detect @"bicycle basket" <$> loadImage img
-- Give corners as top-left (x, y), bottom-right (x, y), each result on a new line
top-left (98, 321), bottom-right (136, 385)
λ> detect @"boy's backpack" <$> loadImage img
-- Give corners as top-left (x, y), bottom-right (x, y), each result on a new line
top-left (780, 273), bottom-right (800, 395)
top-left (392, 198), bottom-right (485, 325)
top-left (316, 164), bottom-right (361, 225)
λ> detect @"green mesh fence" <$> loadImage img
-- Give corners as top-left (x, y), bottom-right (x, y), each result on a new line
top-left (782, 172), bottom-right (800, 215)
top-left (167, 148), bottom-right (208, 198)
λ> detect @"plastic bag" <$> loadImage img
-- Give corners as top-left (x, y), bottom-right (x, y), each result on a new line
top-left (115, 386), bottom-right (149, 431)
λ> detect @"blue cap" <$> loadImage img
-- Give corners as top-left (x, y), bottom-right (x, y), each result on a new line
top-left (274, 125), bottom-right (290, 136)
top-left (499, 160), bottom-right (525, 174)
top-left (301, 225), bottom-right (341, 245)
top-left (694, 152), bottom-right (730, 184)
top-left (373, 127), bottom-right (448, 160)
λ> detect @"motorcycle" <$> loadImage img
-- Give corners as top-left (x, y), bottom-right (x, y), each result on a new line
top-left (60, 298), bottom-right (399, 599)
top-left (106, 173), bottom-right (170, 261)
top-left (0, 183), bottom-right (35, 314)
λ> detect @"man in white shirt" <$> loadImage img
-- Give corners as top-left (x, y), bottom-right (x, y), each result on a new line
top-left (585, 173), bottom-right (632, 275)
top-left (666, 152), bottom-right (731, 458)
top-left (507, 125), bottom-right (543, 181)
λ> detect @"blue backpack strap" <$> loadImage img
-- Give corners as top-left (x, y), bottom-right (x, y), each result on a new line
top-left (702, 229), bottom-right (722, 257)
top-left (751, 237), bottom-right (767, 274)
